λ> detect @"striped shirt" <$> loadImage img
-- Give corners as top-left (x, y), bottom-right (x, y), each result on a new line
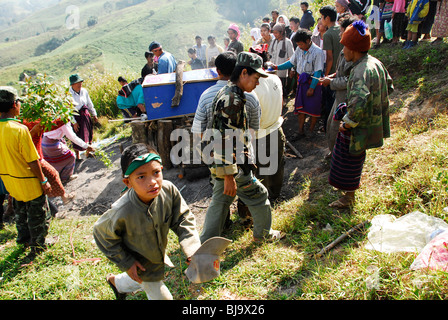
top-left (191, 80), bottom-right (261, 134)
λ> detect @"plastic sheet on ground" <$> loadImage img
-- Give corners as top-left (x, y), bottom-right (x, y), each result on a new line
top-left (410, 230), bottom-right (448, 271)
top-left (365, 211), bottom-right (448, 253)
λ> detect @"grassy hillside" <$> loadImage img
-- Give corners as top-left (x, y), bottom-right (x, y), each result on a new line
top-left (0, 0), bottom-right (235, 86)
top-left (0, 0), bottom-right (301, 87)
top-left (0, 0), bottom-right (59, 29)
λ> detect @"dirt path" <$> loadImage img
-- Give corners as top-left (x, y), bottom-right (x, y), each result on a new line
top-left (55, 102), bottom-right (332, 228)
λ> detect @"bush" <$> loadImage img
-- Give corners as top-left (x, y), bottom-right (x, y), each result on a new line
top-left (19, 73), bottom-right (76, 130)
top-left (34, 37), bottom-right (65, 56)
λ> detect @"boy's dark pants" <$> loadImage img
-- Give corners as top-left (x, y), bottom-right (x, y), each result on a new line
top-left (255, 127), bottom-right (286, 200)
top-left (13, 194), bottom-right (51, 248)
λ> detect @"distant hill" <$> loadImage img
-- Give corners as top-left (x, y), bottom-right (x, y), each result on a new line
top-left (0, 0), bottom-right (59, 29)
top-left (0, 0), bottom-right (287, 86)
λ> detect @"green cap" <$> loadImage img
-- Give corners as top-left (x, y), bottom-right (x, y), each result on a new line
top-left (69, 74), bottom-right (84, 86)
top-left (0, 86), bottom-right (22, 103)
top-left (236, 52), bottom-right (269, 78)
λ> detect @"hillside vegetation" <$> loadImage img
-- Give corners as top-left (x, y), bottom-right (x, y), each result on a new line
top-left (0, 0), bottom-right (290, 87)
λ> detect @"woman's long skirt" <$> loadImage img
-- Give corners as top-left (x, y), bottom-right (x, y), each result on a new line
top-left (329, 131), bottom-right (366, 192)
top-left (432, 0), bottom-right (448, 38)
top-left (72, 106), bottom-right (93, 151)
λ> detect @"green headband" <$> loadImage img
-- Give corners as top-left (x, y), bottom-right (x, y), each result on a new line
top-left (124, 153), bottom-right (162, 178)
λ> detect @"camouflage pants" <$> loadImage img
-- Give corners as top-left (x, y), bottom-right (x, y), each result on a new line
top-left (13, 194), bottom-right (51, 248)
top-left (200, 172), bottom-right (272, 242)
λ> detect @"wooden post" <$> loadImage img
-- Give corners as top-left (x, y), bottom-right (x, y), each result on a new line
top-left (157, 120), bottom-right (173, 169)
top-left (171, 60), bottom-right (186, 107)
top-left (130, 122), bottom-right (148, 144)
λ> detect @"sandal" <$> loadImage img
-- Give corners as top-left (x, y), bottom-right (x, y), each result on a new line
top-left (62, 192), bottom-right (76, 205)
top-left (328, 197), bottom-right (354, 209)
top-left (106, 274), bottom-right (127, 300)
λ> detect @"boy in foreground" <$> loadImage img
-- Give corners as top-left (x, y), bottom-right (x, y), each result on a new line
top-left (93, 143), bottom-right (201, 300)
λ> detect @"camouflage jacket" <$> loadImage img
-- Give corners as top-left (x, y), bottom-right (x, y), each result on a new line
top-left (209, 82), bottom-right (253, 178)
top-left (343, 54), bottom-right (394, 154)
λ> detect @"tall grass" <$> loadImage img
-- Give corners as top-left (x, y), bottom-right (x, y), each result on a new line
top-left (81, 66), bottom-right (139, 118)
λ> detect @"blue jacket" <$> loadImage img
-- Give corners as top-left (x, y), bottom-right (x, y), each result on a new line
top-left (157, 52), bottom-right (177, 74)
top-left (299, 10), bottom-right (315, 30)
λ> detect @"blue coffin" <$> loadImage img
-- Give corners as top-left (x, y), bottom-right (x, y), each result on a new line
top-left (142, 68), bottom-right (218, 121)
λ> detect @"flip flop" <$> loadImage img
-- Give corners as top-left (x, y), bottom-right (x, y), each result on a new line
top-left (62, 192), bottom-right (76, 205)
top-left (328, 198), bottom-right (354, 209)
top-left (106, 274), bottom-right (127, 300)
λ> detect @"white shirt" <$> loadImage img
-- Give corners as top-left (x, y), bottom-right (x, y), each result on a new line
top-left (44, 123), bottom-right (89, 149)
top-left (191, 80), bottom-right (261, 134)
top-left (253, 74), bottom-right (284, 139)
top-left (69, 87), bottom-right (97, 123)
top-left (268, 37), bottom-right (294, 78)
top-left (193, 44), bottom-right (207, 63)
top-left (206, 45), bottom-right (224, 65)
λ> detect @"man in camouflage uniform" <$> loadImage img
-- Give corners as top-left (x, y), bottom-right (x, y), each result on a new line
top-left (328, 21), bottom-right (394, 208)
top-left (200, 52), bottom-right (283, 243)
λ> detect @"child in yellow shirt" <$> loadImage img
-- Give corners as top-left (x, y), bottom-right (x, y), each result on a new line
top-left (0, 86), bottom-right (51, 254)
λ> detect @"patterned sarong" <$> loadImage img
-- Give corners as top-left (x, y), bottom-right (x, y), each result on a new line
top-left (72, 105), bottom-right (92, 151)
top-left (294, 73), bottom-right (322, 117)
top-left (328, 131), bottom-right (366, 192)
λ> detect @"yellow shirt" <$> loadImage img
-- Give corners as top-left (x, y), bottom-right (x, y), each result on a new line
top-left (0, 119), bottom-right (42, 202)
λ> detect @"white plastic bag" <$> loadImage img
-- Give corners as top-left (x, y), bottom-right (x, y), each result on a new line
top-left (365, 211), bottom-right (448, 253)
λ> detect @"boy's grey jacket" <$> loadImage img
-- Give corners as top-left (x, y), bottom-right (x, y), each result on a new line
top-left (93, 180), bottom-right (201, 282)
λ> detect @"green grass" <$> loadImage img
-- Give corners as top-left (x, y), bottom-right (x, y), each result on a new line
top-left (371, 41), bottom-right (448, 105)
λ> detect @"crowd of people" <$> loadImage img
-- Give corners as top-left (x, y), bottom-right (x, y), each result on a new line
top-left (0, 0), bottom-right (447, 300)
